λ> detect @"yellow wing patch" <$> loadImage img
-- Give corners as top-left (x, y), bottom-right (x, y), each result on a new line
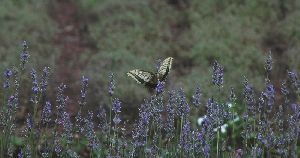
top-left (127, 69), bottom-right (156, 85)
top-left (127, 57), bottom-right (173, 88)
top-left (157, 57), bottom-right (173, 81)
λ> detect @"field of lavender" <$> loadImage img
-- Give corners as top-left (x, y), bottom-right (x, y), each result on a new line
top-left (0, 41), bottom-right (299, 158)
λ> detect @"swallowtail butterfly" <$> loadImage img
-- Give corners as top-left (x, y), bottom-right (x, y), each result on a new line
top-left (127, 57), bottom-right (173, 88)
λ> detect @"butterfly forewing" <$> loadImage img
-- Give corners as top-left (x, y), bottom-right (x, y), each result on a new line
top-left (157, 57), bottom-right (173, 81)
top-left (127, 69), bottom-right (157, 86)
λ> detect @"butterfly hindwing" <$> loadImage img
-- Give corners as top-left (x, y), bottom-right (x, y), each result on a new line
top-left (157, 57), bottom-right (173, 81)
top-left (127, 69), bottom-right (157, 86)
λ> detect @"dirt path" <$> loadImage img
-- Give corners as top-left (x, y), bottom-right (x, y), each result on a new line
top-left (48, 0), bottom-right (92, 114)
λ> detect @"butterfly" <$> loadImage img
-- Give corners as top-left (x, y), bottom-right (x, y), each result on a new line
top-left (127, 57), bottom-right (173, 88)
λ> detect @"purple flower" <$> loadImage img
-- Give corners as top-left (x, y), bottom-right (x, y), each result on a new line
top-left (30, 68), bottom-right (39, 95)
top-left (40, 67), bottom-right (50, 93)
top-left (83, 115), bottom-right (100, 151)
top-left (56, 83), bottom-right (68, 112)
top-left (263, 80), bottom-right (275, 112)
top-left (192, 86), bottom-right (202, 108)
top-left (112, 98), bottom-right (121, 113)
top-left (41, 101), bottom-right (52, 124)
top-left (75, 111), bottom-right (84, 134)
top-left (79, 76), bottom-right (88, 107)
top-left (96, 107), bottom-right (108, 133)
top-left (290, 103), bottom-right (300, 118)
top-left (25, 144), bottom-right (32, 158)
top-left (60, 111), bottom-right (73, 144)
top-left (176, 88), bottom-right (190, 117)
top-left (243, 77), bottom-right (256, 115)
top-left (280, 80), bottom-right (289, 98)
top-left (113, 114), bottom-right (121, 125)
top-left (3, 69), bottom-right (13, 89)
top-left (287, 71), bottom-right (298, 86)
top-left (4, 69), bottom-right (13, 78)
top-left (251, 146), bottom-right (262, 157)
top-left (18, 148), bottom-right (23, 158)
top-left (264, 51), bottom-right (272, 72)
top-left (155, 80), bottom-right (165, 94)
top-left (229, 87), bottom-right (237, 102)
top-left (54, 138), bottom-right (62, 157)
top-left (108, 73), bottom-right (115, 96)
top-left (26, 113), bottom-right (34, 131)
top-left (178, 120), bottom-right (192, 154)
top-left (165, 91), bottom-right (176, 139)
top-left (212, 60), bottom-right (224, 87)
top-left (20, 41), bottom-right (30, 69)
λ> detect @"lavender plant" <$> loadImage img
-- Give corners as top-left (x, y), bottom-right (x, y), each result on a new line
top-left (0, 42), bottom-right (299, 158)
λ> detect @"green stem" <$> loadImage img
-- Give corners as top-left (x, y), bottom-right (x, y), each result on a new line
top-left (217, 127), bottom-right (220, 158)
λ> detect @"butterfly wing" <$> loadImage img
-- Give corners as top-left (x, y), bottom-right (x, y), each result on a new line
top-left (127, 69), bottom-right (157, 87)
top-left (157, 57), bottom-right (173, 81)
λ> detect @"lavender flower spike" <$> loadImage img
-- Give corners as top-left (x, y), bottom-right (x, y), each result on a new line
top-left (108, 73), bottom-right (115, 96)
top-left (79, 76), bottom-right (88, 107)
top-left (192, 86), bottom-right (202, 108)
top-left (20, 41), bottom-right (30, 69)
top-left (212, 60), bottom-right (224, 87)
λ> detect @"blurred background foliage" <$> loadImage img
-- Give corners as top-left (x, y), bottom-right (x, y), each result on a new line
top-left (0, 0), bottom-right (300, 118)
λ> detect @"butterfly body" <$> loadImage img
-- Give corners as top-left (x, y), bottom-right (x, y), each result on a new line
top-left (127, 57), bottom-right (173, 88)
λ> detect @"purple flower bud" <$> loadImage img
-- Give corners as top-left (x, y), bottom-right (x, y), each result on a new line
top-left (280, 80), bottom-right (289, 97)
top-left (264, 51), bottom-right (272, 72)
top-left (41, 101), bottom-right (52, 124)
top-left (20, 41), bottom-right (30, 69)
top-left (108, 73), bottom-right (115, 96)
top-left (26, 113), bottom-right (34, 131)
top-left (113, 114), bottom-right (121, 125)
top-left (31, 68), bottom-right (39, 94)
top-left (79, 76), bottom-right (88, 107)
top-left (287, 71), bottom-right (298, 85)
top-left (96, 107), bottom-right (108, 133)
top-left (263, 80), bottom-right (275, 112)
top-left (3, 69), bottom-right (12, 88)
top-left (83, 116), bottom-right (100, 151)
top-left (229, 87), bottom-right (237, 102)
top-left (178, 120), bottom-right (192, 154)
top-left (40, 67), bottom-right (50, 93)
top-left (18, 148), bottom-right (23, 158)
top-left (4, 69), bottom-right (13, 78)
top-left (212, 60), bottom-right (224, 87)
top-left (192, 86), bottom-right (202, 108)
top-left (155, 80), bottom-right (165, 94)
top-left (61, 111), bottom-right (73, 144)
top-left (112, 98), bottom-right (121, 113)
top-left (56, 83), bottom-right (68, 111)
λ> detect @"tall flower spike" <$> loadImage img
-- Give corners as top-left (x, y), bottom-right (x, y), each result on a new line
top-left (263, 79), bottom-right (275, 113)
top-left (41, 101), bottom-right (52, 124)
top-left (112, 98), bottom-right (122, 125)
top-left (17, 148), bottom-right (23, 158)
top-left (176, 88), bottom-right (190, 117)
top-left (40, 67), bottom-right (50, 93)
top-left (108, 73), bottom-right (115, 96)
top-left (3, 69), bottom-right (13, 89)
top-left (79, 76), bottom-right (88, 107)
top-left (264, 51), bottom-right (272, 73)
top-left (229, 87), bottom-right (237, 103)
top-left (20, 41), bottom-right (30, 70)
top-left (155, 80), bottom-right (165, 94)
top-left (112, 98), bottom-right (121, 113)
top-left (83, 115), bottom-right (100, 151)
top-left (60, 111), bottom-right (73, 144)
top-left (192, 86), bottom-right (202, 108)
top-left (56, 83), bottom-right (68, 112)
top-left (31, 68), bottom-right (39, 95)
top-left (212, 60), bottom-right (224, 88)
